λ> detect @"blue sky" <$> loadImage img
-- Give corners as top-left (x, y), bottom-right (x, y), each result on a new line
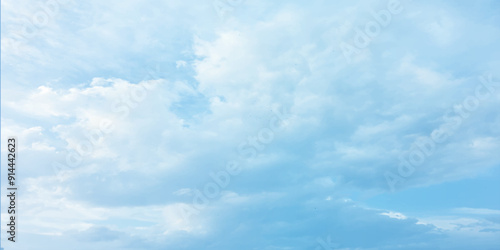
top-left (1, 0), bottom-right (500, 249)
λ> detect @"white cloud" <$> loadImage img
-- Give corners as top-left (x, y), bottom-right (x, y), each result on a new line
top-left (2, 0), bottom-right (500, 249)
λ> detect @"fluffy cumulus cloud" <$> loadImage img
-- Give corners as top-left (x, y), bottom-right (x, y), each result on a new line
top-left (1, 0), bottom-right (500, 249)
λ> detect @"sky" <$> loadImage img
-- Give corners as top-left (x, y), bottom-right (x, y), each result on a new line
top-left (1, 0), bottom-right (500, 249)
